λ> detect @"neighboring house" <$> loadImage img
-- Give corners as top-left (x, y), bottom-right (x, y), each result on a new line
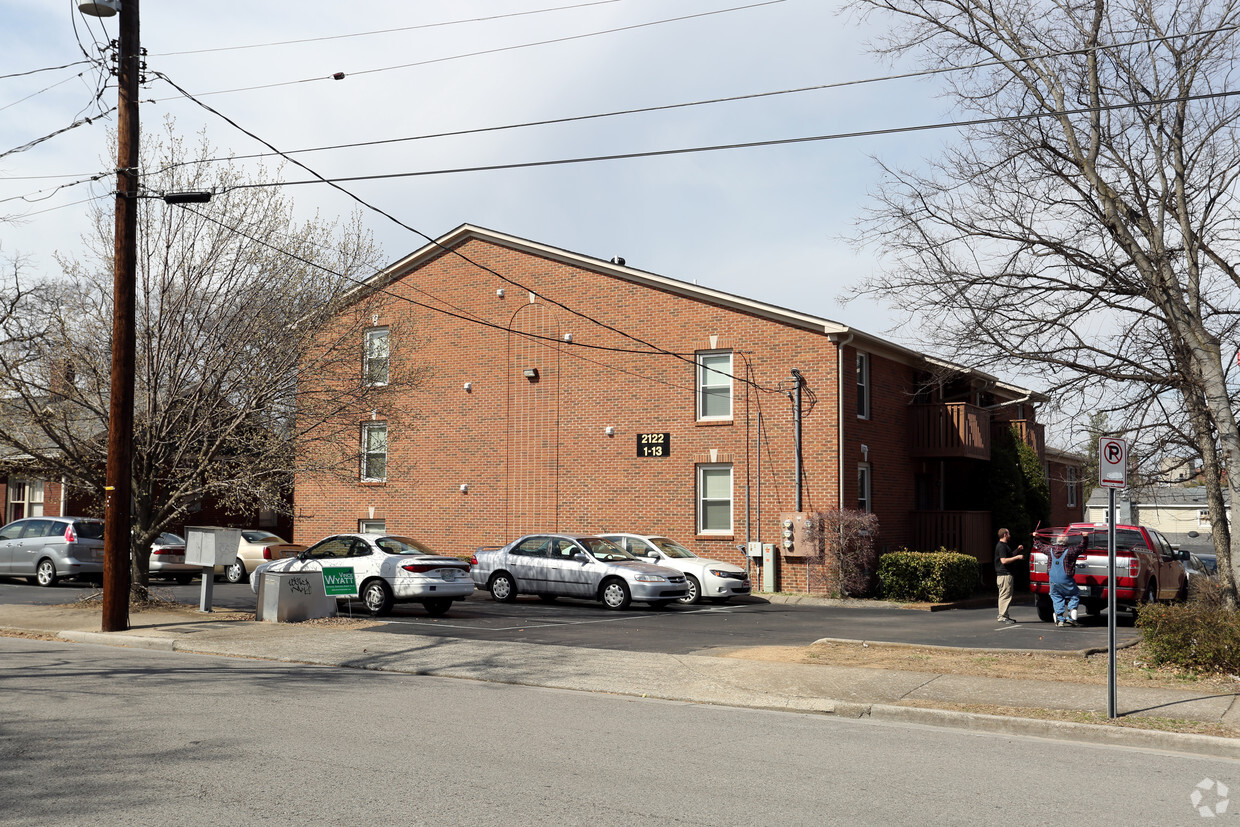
top-left (1085, 485), bottom-right (1231, 555)
top-left (293, 225), bottom-right (1083, 593)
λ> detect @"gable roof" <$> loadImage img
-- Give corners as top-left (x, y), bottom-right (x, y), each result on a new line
top-left (347, 223), bottom-right (1046, 404)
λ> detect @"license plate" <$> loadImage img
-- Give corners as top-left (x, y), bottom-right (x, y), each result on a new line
top-left (442, 569), bottom-right (456, 581)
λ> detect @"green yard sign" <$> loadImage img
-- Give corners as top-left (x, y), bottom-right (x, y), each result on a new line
top-left (321, 567), bottom-right (356, 596)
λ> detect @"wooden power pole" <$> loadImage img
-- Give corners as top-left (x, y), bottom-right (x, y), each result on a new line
top-left (100, 0), bottom-right (140, 632)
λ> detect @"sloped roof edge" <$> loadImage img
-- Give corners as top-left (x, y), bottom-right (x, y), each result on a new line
top-left (351, 224), bottom-right (1044, 403)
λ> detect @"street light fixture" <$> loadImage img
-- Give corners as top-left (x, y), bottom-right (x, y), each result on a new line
top-left (78, 1), bottom-right (120, 16)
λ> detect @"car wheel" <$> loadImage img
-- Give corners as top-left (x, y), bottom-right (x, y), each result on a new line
top-left (35, 559), bottom-right (58, 587)
top-left (422, 598), bottom-right (452, 617)
top-left (600, 579), bottom-right (631, 610)
top-left (678, 575), bottom-right (701, 605)
top-left (224, 559), bottom-right (246, 584)
top-left (489, 572), bottom-right (517, 603)
top-left (1176, 580), bottom-right (1188, 602)
top-left (1036, 594), bottom-right (1053, 623)
top-left (1142, 579), bottom-right (1158, 605)
top-left (361, 579), bottom-right (394, 616)
top-left (175, 574), bottom-right (194, 585)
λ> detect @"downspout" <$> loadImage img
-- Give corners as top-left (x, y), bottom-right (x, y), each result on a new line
top-left (827, 333), bottom-right (854, 509)
top-left (791, 368), bottom-right (804, 512)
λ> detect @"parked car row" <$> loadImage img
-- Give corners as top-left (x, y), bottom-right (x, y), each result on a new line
top-left (470, 533), bottom-right (750, 610)
top-left (0, 516), bottom-right (752, 621)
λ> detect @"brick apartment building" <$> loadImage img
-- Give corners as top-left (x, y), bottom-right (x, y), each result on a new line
top-left (293, 225), bottom-right (1084, 593)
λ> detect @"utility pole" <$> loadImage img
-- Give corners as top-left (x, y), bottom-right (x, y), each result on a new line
top-left (84, 0), bottom-right (140, 632)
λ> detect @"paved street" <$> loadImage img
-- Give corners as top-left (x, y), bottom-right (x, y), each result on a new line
top-left (0, 576), bottom-right (1139, 654)
top-left (1, 636), bottom-right (1232, 826)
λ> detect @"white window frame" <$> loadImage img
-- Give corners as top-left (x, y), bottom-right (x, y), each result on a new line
top-left (1066, 466), bottom-right (1078, 508)
top-left (856, 352), bottom-right (870, 419)
top-left (696, 463), bottom-right (733, 534)
top-left (6, 478), bottom-right (44, 523)
top-left (696, 351), bottom-right (733, 421)
top-left (364, 328), bottom-right (390, 387)
top-left (361, 422), bottom-right (388, 483)
top-left (359, 519), bottom-right (386, 533)
top-left (858, 463), bottom-right (872, 513)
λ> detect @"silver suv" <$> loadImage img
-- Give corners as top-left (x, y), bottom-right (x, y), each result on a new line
top-left (0, 516), bottom-right (105, 586)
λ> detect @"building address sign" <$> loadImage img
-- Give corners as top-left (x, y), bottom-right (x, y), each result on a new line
top-left (636, 433), bottom-right (671, 457)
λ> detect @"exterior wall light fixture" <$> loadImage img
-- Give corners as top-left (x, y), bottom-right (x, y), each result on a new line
top-left (605, 426), bottom-right (615, 436)
top-left (523, 368), bottom-right (539, 381)
top-left (460, 484), bottom-right (469, 493)
top-left (463, 382), bottom-right (472, 392)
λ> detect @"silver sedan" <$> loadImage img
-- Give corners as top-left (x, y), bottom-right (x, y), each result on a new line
top-left (470, 534), bottom-right (689, 610)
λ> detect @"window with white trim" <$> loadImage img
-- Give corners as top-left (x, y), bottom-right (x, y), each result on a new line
top-left (364, 328), bottom-right (390, 386)
top-left (1066, 466), bottom-right (1078, 508)
top-left (697, 464), bottom-right (733, 533)
top-left (696, 351), bottom-right (733, 420)
top-left (856, 352), bottom-right (870, 419)
top-left (359, 519), bottom-right (386, 533)
top-left (361, 423), bottom-right (388, 482)
top-left (858, 463), bottom-right (872, 513)
top-left (6, 478), bottom-right (44, 523)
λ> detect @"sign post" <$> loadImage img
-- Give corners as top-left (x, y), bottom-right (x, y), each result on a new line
top-left (1099, 436), bottom-right (1128, 718)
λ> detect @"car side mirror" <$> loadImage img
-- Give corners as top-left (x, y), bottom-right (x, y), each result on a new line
top-left (298, 550), bottom-right (310, 561)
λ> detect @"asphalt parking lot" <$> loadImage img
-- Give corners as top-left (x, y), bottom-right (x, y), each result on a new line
top-left (0, 575), bottom-right (1140, 655)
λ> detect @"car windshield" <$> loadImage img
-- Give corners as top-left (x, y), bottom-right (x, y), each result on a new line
top-left (73, 521), bottom-right (105, 540)
top-left (650, 537), bottom-right (696, 558)
top-left (578, 537), bottom-right (635, 561)
top-left (376, 536), bottom-right (436, 556)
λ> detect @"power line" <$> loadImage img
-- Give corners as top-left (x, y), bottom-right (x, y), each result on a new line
top-left (142, 22), bottom-right (1240, 176)
top-left (209, 87), bottom-right (1240, 192)
top-left (151, 69), bottom-right (786, 396)
top-left (151, 0), bottom-right (627, 56)
top-left (0, 59), bottom-right (94, 82)
top-left (147, 1), bottom-right (786, 102)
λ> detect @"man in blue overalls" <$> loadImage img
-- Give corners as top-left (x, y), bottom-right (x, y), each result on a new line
top-left (1047, 534), bottom-right (1083, 627)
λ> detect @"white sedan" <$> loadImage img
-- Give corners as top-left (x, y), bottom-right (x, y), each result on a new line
top-left (250, 533), bottom-right (472, 617)
top-left (599, 533), bottom-right (751, 605)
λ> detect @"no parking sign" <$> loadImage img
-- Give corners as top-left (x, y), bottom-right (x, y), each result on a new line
top-left (1099, 436), bottom-right (1127, 489)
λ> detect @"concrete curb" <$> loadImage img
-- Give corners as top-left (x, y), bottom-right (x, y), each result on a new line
top-left (865, 704), bottom-right (1240, 759)
top-left (812, 636), bottom-right (1142, 657)
top-left (57, 630), bottom-right (178, 651)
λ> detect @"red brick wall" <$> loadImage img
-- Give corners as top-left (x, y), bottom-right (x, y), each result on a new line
top-left (1047, 457), bottom-right (1085, 527)
top-left (293, 237), bottom-right (932, 594)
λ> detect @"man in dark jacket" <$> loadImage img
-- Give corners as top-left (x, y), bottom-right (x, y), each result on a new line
top-left (995, 527), bottom-right (1025, 625)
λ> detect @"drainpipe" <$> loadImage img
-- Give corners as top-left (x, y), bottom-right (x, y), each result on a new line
top-left (827, 333), bottom-right (854, 509)
top-left (791, 368), bottom-right (804, 512)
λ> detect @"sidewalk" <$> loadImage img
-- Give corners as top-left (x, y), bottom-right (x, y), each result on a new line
top-left (1, 601), bottom-right (1236, 759)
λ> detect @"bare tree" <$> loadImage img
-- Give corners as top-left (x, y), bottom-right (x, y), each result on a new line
top-left (0, 121), bottom-right (418, 588)
top-left (846, 0), bottom-right (1240, 601)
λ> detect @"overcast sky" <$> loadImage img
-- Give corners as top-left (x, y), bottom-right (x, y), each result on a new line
top-left (1, 0), bottom-right (959, 346)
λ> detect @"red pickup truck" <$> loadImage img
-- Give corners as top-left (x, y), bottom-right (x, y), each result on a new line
top-left (1029, 523), bottom-right (1188, 622)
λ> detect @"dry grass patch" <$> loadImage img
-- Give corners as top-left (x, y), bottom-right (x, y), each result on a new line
top-left (721, 640), bottom-right (1240, 694)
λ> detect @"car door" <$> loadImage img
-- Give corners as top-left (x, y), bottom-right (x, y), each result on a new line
top-left (11, 519), bottom-right (56, 577)
top-left (506, 536), bottom-right (551, 594)
top-left (0, 520), bottom-right (26, 573)
top-left (303, 536), bottom-right (358, 595)
top-left (546, 539), bottom-right (595, 598)
top-left (1150, 530), bottom-right (1184, 600)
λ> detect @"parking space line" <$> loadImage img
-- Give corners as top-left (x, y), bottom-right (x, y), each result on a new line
top-left (376, 604), bottom-right (739, 631)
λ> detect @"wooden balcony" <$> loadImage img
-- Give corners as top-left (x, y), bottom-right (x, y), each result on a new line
top-left (909, 403), bottom-right (991, 460)
top-left (1008, 419), bottom-right (1045, 460)
top-left (911, 510), bottom-right (993, 563)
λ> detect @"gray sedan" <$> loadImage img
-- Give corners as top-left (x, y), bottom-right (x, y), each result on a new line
top-left (0, 516), bottom-right (105, 586)
top-left (470, 534), bottom-right (689, 609)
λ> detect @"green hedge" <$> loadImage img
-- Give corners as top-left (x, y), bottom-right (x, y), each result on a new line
top-left (877, 549), bottom-right (979, 602)
top-left (1136, 602), bottom-right (1240, 673)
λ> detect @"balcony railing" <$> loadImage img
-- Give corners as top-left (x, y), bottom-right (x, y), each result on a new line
top-left (911, 510), bottom-right (992, 563)
top-left (1008, 419), bottom-right (1045, 460)
top-left (909, 403), bottom-right (991, 460)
